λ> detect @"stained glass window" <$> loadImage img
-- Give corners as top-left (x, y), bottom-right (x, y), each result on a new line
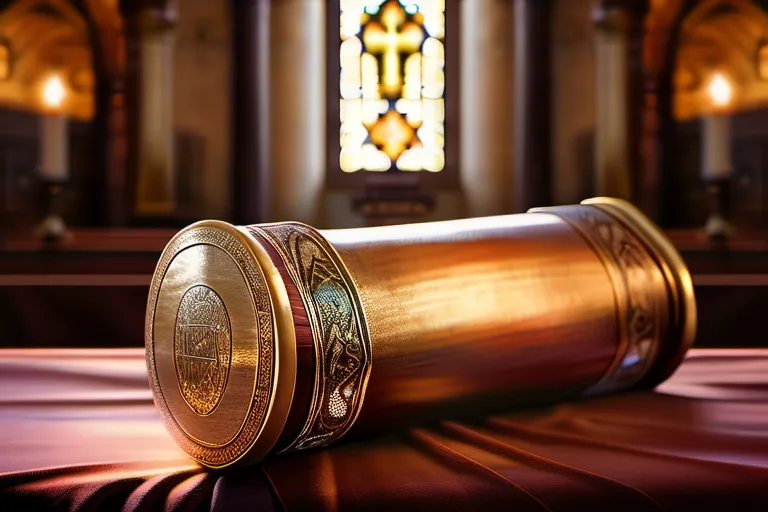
top-left (339, 0), bottom-right (446, 173)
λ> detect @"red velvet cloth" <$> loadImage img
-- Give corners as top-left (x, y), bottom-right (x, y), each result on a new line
top-left (1, 349), bottom-right (768, 510)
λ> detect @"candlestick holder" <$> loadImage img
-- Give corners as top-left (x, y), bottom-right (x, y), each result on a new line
top-left (36, 177), bottom-right (68, 242)
top-left (704, 174), bottom-right (731, 241)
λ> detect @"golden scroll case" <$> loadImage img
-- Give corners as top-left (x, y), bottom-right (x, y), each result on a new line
top-left (146, 198), bottom-right (695, 469)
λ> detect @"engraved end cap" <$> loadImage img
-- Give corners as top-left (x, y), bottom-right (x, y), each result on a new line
top-left (145, 220), bottom-right (296, 468)
top-left (581, 198), bottom-right (697, 388)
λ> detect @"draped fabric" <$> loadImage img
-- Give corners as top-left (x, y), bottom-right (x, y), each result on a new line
top-left (1, 348), bottom-right (768, 511)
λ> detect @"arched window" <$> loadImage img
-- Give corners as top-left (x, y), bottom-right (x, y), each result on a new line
top-left (327, 0), bottom-right (458, 187)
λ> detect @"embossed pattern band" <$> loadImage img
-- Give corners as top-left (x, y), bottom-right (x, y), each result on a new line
top-left (533, 205), bottom-right (668, 394)
top-left (250, 223), bottom-right (373, 451)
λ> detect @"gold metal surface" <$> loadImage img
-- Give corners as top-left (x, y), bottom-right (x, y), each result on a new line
top-left (249, 223), bottom-right (372, 452)
top-left (146, 199), bottom-right (696, 467)
top-left (582, 197), bottom-right (697, 387)
top-left (529, 203), bottom-right (670, 394)
top-left (174, 284), bottom-right (232, 416)
top-left (146, 221), bottom-right (296, 468)
top-left (324, 213), bottom-right (623, 431)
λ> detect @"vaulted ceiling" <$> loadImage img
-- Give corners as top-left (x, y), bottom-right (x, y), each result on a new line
top-left (0, 0), bottom-right (121, 120)
top-left (674, 0), bottom-right (768, 119)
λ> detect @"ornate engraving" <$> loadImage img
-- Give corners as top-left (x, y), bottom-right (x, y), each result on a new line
top-left (174, 285), bottom-right (232, 416)
top-left (538, 205), bottom-right (665, 393)
top-left (250, 223), bottom-right (372, 451)
top-left (146, 226), bottom-right (275, 467)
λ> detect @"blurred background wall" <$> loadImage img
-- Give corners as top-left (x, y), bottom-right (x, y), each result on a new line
top-left (1, 0), bottom-right (768, 348)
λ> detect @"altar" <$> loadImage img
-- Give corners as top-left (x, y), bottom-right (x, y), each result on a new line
top-left (2, 0), bottom-right (768, 509)
top-left (2, 348), bottom-right (767, 510)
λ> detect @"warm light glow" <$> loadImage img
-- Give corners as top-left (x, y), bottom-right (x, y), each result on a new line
top-left (706, 73), bottom-right (733, 108)
top-left (42, 75), bottom-right (66, 109)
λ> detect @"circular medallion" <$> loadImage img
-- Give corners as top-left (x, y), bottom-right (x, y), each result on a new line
top-left (174, 285), bottom-right (232, 416)
top-left (146, 221), bottom-right (298, 468)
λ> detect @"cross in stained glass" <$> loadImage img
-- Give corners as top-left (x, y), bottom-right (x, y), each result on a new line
top-left (362, 1), bottom-right (425, 98)
top-left (338, 0), bottom-right (446, 173)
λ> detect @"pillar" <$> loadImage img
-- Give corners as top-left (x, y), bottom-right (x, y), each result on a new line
top-left (513, 0), bottom-right (552, 212)
top-left (460, 0), bottom-right (515, 217)
top-left (267, 0), bottom-right (324, 224)
top-left (231, 0), bottom-right (270, 224)
top-left (120, 0), bottom-right (177, 217)
top-left (593, 0), bottom-right (648, 200)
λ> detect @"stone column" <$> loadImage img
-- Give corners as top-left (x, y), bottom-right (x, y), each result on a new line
top-left (460, 0), bottom-right (514, 217)
top-left (267, 0), bottom-right (324, 224)
top-left (513, 0), bottom-right (552, 212)
top-left (120, 0), bottom-right (177, 216)
top-left (231, 0), bottom-right (270, 224)
top-left (593, 0), bottom-right (648, 200)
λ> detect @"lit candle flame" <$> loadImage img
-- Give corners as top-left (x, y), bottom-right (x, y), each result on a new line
top-left (42, 75), bottom-right (65, 109)
top-left (706, 73), bottom-right (733, 108)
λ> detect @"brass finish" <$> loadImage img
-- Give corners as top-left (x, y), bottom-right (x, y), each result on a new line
top-left (582, 197), bottom-right (697, 388)
top-left (146, 199), bottom-right (696, 468)
top-left (249, 223), bottom-right (372, 452)
top-left (174, 284), bottom-right (232, 416)
top-left (530, 201), bottom-right (668, 395)
top-left (146, 221), bottom-right (296, 468)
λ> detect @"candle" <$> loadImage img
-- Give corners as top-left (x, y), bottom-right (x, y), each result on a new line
top-left (38, 75), bottom-right (68, 181)
top-left (702, 114), bottom-right (732, 180)
top-left (701, 73), bottom-right (733, 181)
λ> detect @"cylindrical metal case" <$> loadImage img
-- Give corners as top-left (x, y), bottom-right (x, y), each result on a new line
top-left (145, 198), bottom-right (696, 468)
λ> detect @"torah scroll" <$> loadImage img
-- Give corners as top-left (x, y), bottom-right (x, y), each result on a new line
top-left (145, 197), bottom-right (696, 468)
